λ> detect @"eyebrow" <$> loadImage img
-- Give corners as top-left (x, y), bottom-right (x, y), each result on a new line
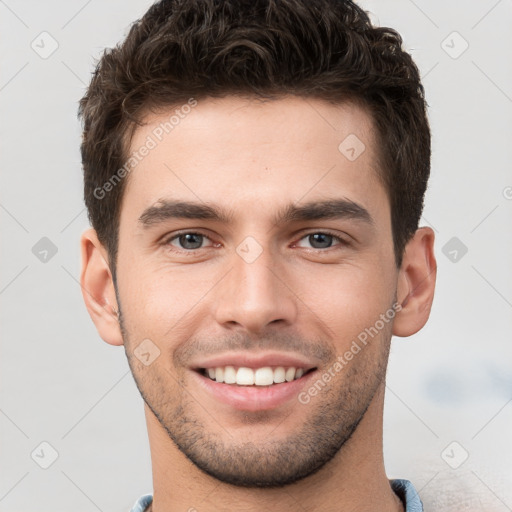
top-left (138, 198), bottom-right (374, 228)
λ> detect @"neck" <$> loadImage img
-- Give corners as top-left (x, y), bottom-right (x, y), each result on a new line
top-left (145, 384), bottom-right (403, 512)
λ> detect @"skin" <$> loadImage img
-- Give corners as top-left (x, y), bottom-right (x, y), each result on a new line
top-left (81, 96), bottom-right (436, 512)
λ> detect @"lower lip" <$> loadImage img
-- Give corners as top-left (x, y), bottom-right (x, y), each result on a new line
top-left (191, 370), bottom-right (317, 411)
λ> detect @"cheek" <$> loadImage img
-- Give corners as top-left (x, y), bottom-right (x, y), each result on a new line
top-left (294, 259), bottom-right (396, 342)
top-left (117, 261), bottom-right (217, 337)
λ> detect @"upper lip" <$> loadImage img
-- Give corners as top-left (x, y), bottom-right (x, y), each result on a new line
top-left (190, 351), bottom-right (319, 371)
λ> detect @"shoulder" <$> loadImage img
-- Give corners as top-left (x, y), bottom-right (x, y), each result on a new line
top-left (129, 493), bottom-right (153, 512)
top-left (390, 479), bottom-right (424, 512)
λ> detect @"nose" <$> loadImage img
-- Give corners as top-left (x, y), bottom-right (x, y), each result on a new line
top-left (213, 240), bottom-right (298, 334)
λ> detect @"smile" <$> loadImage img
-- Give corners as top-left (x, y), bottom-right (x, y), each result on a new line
top-left (192, 367), bottom-right (318, 411)
top-left (198, 365), bottom-right (314, 386)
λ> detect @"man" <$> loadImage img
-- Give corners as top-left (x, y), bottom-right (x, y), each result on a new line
top-left (79, 0), bottom-right (436, 510)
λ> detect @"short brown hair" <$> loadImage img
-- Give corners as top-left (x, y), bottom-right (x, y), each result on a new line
top-left (79, 0), bottom-right (431, 272)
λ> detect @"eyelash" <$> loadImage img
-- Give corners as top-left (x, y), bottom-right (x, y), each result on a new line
top-left (162, 230), bottom-right (349, 253)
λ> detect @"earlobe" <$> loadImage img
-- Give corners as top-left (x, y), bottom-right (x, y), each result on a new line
top-left (393, 227), bottom-right (437, 337)
top-left (80, 228), bottom-right (124, 346)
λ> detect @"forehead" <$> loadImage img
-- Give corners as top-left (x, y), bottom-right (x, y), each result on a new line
top-left (121, 95), bottom-right (388, 225)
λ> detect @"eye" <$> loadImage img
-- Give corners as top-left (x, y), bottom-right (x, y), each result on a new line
top-left (296, 232), bottom-right (346, 250)
top-left (167, 232), bottom-right (214, 250)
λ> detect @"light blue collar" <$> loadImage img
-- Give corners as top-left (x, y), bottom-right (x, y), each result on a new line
top-left (130, 478), bottom-right (423, 511)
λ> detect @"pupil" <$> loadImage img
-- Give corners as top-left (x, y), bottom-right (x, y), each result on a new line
top-left (180, 233), bottom-right (203, 249)
top-left (310, 233), bottom-right (332, 248)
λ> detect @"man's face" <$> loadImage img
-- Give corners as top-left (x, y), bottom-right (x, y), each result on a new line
top-left (115, 96), bottom-right (398, 487)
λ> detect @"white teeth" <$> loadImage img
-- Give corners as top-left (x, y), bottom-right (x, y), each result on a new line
top-left (204, 365), bottom-right (310, 385)
top-left (224, 365), bottom-right (237, 384)
top-left (254, 367), bottom-right (274, 386)
top-left (236, 367), bottom-right (255, 385)
top-left (285, 367), bottom-right (296, 382)
top-left (273, 366), bottom-right (286, 383)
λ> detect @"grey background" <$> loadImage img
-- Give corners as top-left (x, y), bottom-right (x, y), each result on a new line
top-left (1, 1), bottom-right (511, 510)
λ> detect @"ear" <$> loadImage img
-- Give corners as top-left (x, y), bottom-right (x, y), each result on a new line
top-left (393, 227), bottom-right (437, 337)
top-left (80, 228), bottom-right (124, 346)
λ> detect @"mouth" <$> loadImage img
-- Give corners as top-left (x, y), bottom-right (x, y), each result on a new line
top-left (191, 363), bottom-right (318, 411)
top-left (196, 365), bottom-right (317, 386)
